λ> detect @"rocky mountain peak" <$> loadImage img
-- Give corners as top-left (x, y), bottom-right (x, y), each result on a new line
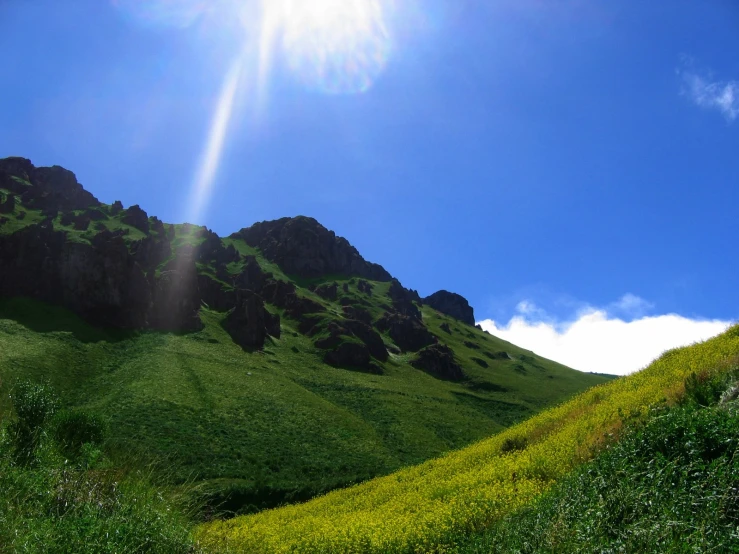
top-left (423, 290), bottom-right (475, 326)
top-left (232, 216), bottom-right (392, 281)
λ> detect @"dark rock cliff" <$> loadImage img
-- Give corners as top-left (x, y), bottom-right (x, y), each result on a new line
top-left (423, 290), bottom-right (475, 326)
top-left (232, 216), bottom-right (392, 281)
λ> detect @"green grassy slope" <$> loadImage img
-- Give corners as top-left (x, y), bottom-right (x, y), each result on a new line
top-left (457, 387), bottom-right (739, 553)
top-left (0, 294), bottom-right (610, 515)
top-left (1, 177), bottom-right (612, 514)
top-left (194, 326), bottom-right (739, 553)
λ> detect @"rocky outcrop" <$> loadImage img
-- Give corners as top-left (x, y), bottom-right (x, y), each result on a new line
top-left (411, 344), bottom-right (465, 381)
top-left (0, 193), bottom-right (15, 214)
top-left (130, 235), bottom-right (171, 269)
top-left (198, 274), bottom-right (236, 312)
top-left (60, 211), bottom-right (92, 231)
top-left (121, 205), bottom-right (150, 234)
top-left (0, 219), bottom-right (206, 332)
top-left (0, 157), bottom-right (484, 365)
top-left (110, 200), bottom-right (123, 215)
top-left (342, 320), bottom-right (388, 362)
top-left (149, 250), bottom-right (203, 332)
top-left (314, 319), bottom-right (388, 364)
top-left (0, 224), bottom-right (152, 329)
top-left (324, 342), bottom-right (378, 372)
top-left (196, 229), bottom-right (240, 266)
top-left (313, 282), bottom-right (338, 301)
top-left (388, 279), bottom-right (421, 319)
top-left (376, 312), bottom-right (435, 352)
top-left (234, 256), bottom-right (268, 292)
top-left (1, 158), bottom-right (100, 213)
top-left (342, 305), bottom-right (372, 325)
top-left (232, 216), bottom-right (392, 281)
top-left (223, 290), bottom-right (281, 350)
top-left (357, 280), bottom-right (374, 295)
top-left (484, 351), bottom-right (513, 361)
top-left (423, 290), bottom-right (475, 326)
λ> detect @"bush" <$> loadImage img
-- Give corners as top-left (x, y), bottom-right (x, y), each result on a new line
top-left (52, 410), bottom-right (108, 463)
top-left (8, 380), bottom-right (58, 465)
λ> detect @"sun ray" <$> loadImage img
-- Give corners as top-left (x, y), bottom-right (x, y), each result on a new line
top-left (186, 54), bottom-right (244, 224)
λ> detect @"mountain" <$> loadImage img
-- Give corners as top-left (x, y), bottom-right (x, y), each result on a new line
top-left (0, 157), bottom-right (613, 514)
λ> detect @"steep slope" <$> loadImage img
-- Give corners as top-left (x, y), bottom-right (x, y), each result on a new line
top-left (0, 157), bottom-right (612, 513)
top-left (195, 326), bottom-right (739, 553)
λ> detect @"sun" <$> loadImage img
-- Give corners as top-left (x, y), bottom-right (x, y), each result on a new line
top-left (261, 0), bottom-right (394, 94)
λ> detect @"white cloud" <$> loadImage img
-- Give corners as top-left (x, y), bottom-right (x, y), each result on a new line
top-left (608, 293), bottom-right (653, 318)
top-left (477, 297), bottom-right (731, 376)
top-left (680, 66), bottom-right (739, 122)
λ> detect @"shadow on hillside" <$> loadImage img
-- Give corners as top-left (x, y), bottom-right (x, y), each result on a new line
top-left (0, 296), bottom-right (137, 344)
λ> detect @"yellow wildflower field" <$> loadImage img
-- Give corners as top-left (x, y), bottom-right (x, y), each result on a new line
top-left (196, 325), bottom-right (739, 553)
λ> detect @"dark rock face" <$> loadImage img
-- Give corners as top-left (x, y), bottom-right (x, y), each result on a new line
top-left (440, 323), bottom-right (452, 334)
top-left (85, 208), bottom-right (107, 222)
top-left (472, 357), bottom-right (489, 368)
top-left (121, 205), bottom-right (150, 234)
top-left (423, 290), bottom-right (475, 326)
top-left (314, 282), bottom-right (338, 301)
top-left (233, 216), bottom-right (392, 281)
top-left (388, 279), bottom-right (421, 319)
top-left (0, 225), bottom-right (152, 329)
top-left (234, 256), bottom-right (268, 293)
top-left (0, 218), bottom-right (206, 332)
top-left (149, 252), bottom-right (203, 332)
top-left (0, 193), bottom-right (15, 214)
top-left (130, 235), bottom-right (171, 270)
top-left (357, 280), bottom-right (374, 295)
top-left (342, 305), bottom-right (372, 325)
top-left (343, 320), bottom-right (388, 362)
top-left (464, 341), bottom-right (480, 350)
top-left (376, 312), bottom-right (435, 353)
top-left (484, 351), bottom-right (513, 361)
top-left (198, 274), bottom-right (236, 312)
top-left (411, 344), bottom-right (465, 381)
top-left (110, 200), bottom-right (124, 215)
top-left (196, 229), bottom-right (240, 266)
top-left (1, 159), bottom-right (100, 213)
top-left (223, 290), bottom-right (280, 350)
top-left (313, 319), bottom-right (388, 364)
top-left (324, 342), bottom-right (376, 372)
top-left (60, 211), bottom-right (91, 231)
top-left (264, 309), bottom-right (281, 339)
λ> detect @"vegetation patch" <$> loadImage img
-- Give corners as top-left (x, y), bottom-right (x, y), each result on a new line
top-left (195, 326), bottom-right (739, 553)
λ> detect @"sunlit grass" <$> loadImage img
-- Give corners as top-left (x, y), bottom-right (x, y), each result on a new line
top-left (195, 325), bottom-right (739, 553)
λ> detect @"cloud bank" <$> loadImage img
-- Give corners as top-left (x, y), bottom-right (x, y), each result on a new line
top-left (679, 63), bottom-right (739, 122)
top-left (478, 295), bottom-right (731, 376)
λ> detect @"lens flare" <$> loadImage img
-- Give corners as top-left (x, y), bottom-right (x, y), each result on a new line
top-left (112, 0), bottom-right (209, 28)
top-left (187, 56), bottom-right (244, 224)
top-left (262, 0), bottom-right (394, 95)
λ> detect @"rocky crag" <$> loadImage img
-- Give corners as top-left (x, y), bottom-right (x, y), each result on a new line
top-left (0, 157), bottom-right (478, 379)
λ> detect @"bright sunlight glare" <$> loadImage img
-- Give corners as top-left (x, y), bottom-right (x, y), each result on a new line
top-left (113, 0), bottom-right (398, 224)
top-left (268, 0), bottom-right (395, 94)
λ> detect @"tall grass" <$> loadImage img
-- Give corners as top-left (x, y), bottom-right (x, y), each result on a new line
top-left (196, 325), bottom-right (739, 553)
top-left (456, 388), bottom-right (739, 552)
top-left (0, 384), bottom-right (202, 554)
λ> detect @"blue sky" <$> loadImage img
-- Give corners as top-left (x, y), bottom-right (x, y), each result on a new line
top-left (1, 0), bottom-right (737, 374)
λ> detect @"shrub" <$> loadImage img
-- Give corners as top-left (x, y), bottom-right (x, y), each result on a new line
top-left (52, 409), bottom-right (108, 463)
top-left (8, 380), bottom-right (58, 465)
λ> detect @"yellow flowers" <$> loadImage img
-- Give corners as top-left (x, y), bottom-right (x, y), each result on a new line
top-left (196, 326), bottom-right (739, 553)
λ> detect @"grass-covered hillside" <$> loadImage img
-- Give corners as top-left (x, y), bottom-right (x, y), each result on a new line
top-left (196, 325), bottom-right (739, 553)
top-left (0, 157), bottom-right (611, 515)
